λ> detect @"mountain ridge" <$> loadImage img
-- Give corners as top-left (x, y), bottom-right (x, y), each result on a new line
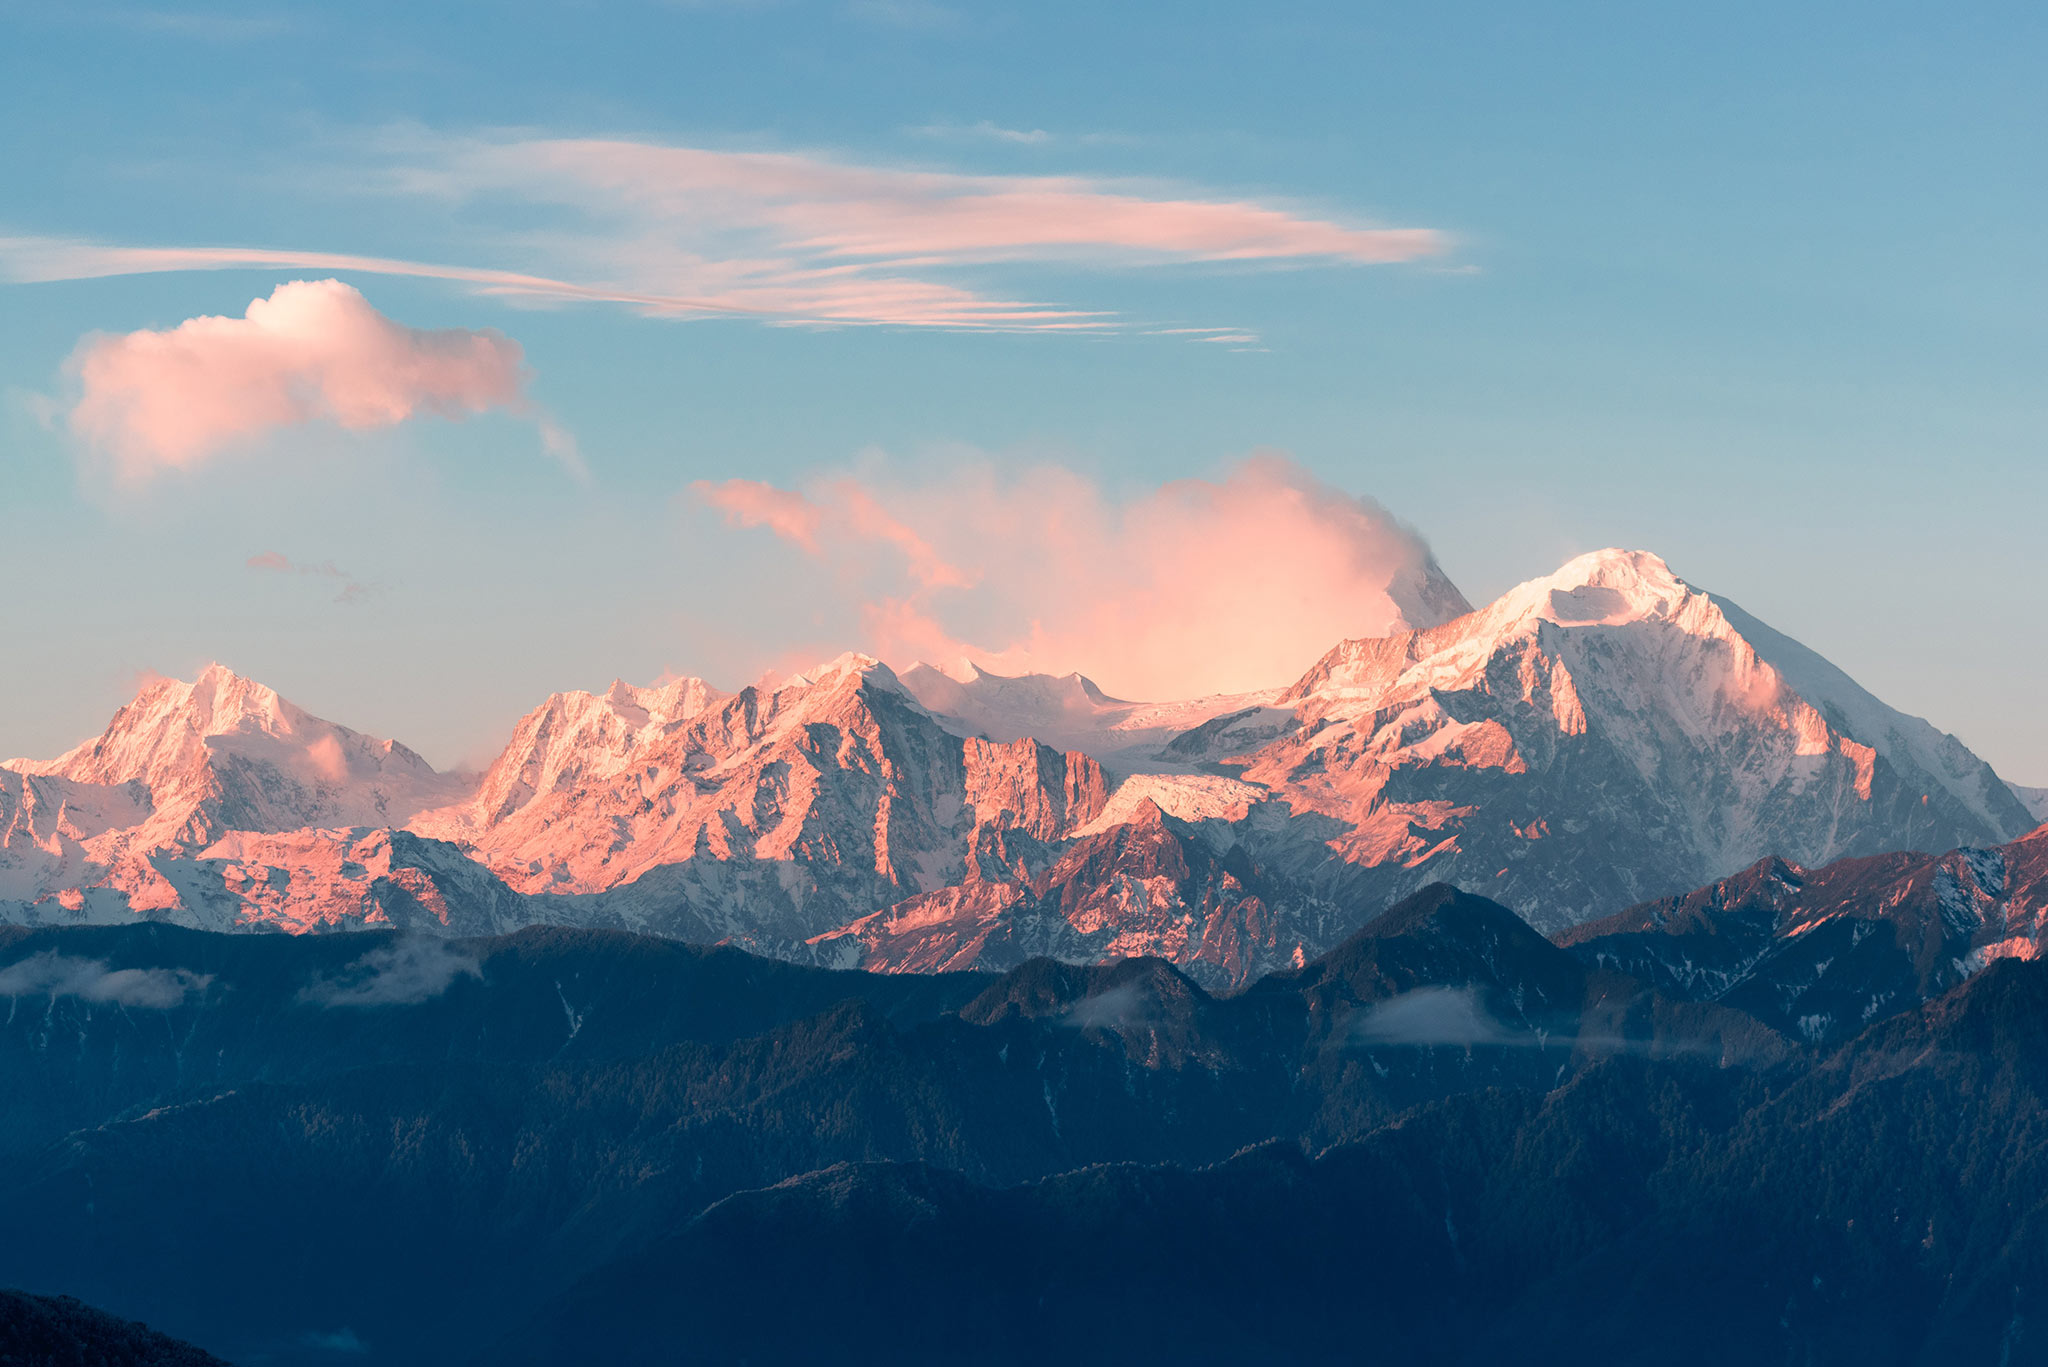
top-left (3, 548), bottom-right (2033, 984)
top-left (3, 897), bottom-right (2038, 1365)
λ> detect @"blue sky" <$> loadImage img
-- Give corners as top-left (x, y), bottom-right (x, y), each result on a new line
top-left (2, 1), bottom-right (2044, 781)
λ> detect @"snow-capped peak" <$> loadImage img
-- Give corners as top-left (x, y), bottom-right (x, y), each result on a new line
top-left (595, 675), bottom-right (725, 726)
top-left (933, 658), bottom-right (989, 685)
top-left (15, 663), bottom-right (310, 786)
top-left (781, 652), bottom-right (900, 694)
top-left (144, 661), bottom-right (289, 737)
top-left (0, 664), bottom-right (472, 898)
top-left (1386, 550), bottom-right (1477, 631)
top-left (1495, 548), bottom-right (1696, 631)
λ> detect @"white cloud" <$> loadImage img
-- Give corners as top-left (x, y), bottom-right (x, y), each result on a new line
top-left (297, 937), bottom-right (482, 1008)
top-left (0, 951), bottom-right (212, 1008)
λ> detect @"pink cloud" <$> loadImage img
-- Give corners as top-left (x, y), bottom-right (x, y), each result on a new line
top-left (482, 138), bottom-right (1446, 267)
top-left (63, 279), bottom-right (582, 480)
top-left (697, 477), bottom-right (975, 590)
top-left (305, 734), bottom-right (349, 782)
top-left (695, 479), bottom-right (826, 553)
top-left (4, 135), bottom-right (1450, 334)
top-left (690, 454), bottom-right (1470, 700)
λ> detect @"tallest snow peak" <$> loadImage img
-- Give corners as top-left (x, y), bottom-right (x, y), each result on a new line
top-left (1548, 547), bottom-right (1678, 585)
top-left (1511, 548), bottom-right (1694, 628)
top-left (1543, 548), bottom-right (1684, 599)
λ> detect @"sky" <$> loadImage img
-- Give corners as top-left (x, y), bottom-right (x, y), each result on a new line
top-left (1, 1), bottom-right (2043, 782)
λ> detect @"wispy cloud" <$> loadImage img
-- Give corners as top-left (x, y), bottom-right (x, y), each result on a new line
top-left (908, 121), bottom-right (1138, 149)
top-left (1, 131), bottom-right (1449, 334)
top-left (247, 550), bottom-right (370, 605)
top-left (63, 278), bottom-right (585, 481)
top-left (1350, 986), bottom-right (1722, 1058)
top-left (909, 119), bottom-right (1052, 145)
top-left (0, 951), bottom-right (212, 1008)
top-left (696, 475), bottom-right (972, 590)
top-left (1060, 981), bottom-right (1170, 1030)
top-left (1354, 987), bottom-right (1528, 1048)
top-left (297, 937), bottom-right (482, 1008)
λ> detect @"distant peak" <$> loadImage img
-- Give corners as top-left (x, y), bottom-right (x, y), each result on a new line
top-left (1386, 552), bottom-right (1475, 631)
top-left (789, 652), bottom-right (895, 691)
top-left (915, 657), bottom-right (991, 686)
top-left (916, 661), bottom-right (1130, 707)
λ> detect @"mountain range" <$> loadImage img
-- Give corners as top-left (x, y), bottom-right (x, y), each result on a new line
top-left (3, 548), bottom-right (2037, 988)
top-left (1, 877), bottom-right (2043, 1364)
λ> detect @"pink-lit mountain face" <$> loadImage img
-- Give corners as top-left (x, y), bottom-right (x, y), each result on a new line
top-left (3, 551), bottom-right (2036, 986)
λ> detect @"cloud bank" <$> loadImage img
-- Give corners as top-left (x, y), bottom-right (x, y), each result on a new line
top-left (693, 453), bottom-right (1466, 700)
top-left (66, 279), bottom-right (582, 480)
top-left (0, 951), bottom-right (212, 1008)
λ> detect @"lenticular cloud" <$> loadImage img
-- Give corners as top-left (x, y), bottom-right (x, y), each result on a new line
top-left (67, 279), bottom-right (539, 478)
top-left (695, 453), bottom-right (1471, 700)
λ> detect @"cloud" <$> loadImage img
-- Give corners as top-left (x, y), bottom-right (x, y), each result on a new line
top-left (695, 479), bottom-right (825, 553)
top-left (296, 936), bottom-right (482, 1008)
top-left (458, 136), bottom-right (1440, 267)
top-left (1060, 981), bottom-right (1166, 1030)
top-left (1354, 987), bottom-right (1526, 1048)
top-left (1350, 985), bottom-right (1720, 1058)
top-left (63, 279), bottom-right (584, 480)
top-left (690, 452), bottom-right (1467, 700)
top-left (305, 734), bottom-right (349, 782)
top-left (247, 550), bottom-right (369, 604)
top-left (2, 131), bottom-right (1448, 332)
top-left (910, 120), bottom-right (1052, 145)
top-left (0, 952), bottom-right (212, 1008)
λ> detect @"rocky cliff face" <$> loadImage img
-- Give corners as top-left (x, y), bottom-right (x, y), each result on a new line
top-left (408, 656), bottom-right (1112, 944)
